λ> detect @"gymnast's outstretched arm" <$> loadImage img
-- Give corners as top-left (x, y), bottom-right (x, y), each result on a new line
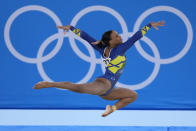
top-left (57, 25), bottom-right (103, 53)
top-left (116, 21), bottom-right (165, 53)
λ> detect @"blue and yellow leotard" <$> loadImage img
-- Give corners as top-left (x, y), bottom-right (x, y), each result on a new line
top-left (70, 23), bottom-right (152, 95)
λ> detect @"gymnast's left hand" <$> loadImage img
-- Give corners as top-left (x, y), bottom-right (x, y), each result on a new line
top-left (150, 21), bottom-right (165, 30)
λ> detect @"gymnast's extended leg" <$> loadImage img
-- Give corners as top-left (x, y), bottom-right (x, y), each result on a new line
top-left (33, 79), bottom-right (111, 96)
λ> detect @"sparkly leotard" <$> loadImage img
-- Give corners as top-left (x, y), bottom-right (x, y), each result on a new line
top-left (70, 23), bottom-right (152, 95)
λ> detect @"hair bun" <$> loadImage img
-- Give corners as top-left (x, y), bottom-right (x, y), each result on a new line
top-left (100, 41), bottom-right (106, 46)
top-left (97, 40), bottom-right (106, 48)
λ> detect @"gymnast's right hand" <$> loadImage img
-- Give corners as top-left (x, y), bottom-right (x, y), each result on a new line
top-left (57, 25), bottom-right (71, 34)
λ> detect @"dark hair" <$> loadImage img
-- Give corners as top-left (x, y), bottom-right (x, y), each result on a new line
top-left (97, 30), bottom-right (113, 48)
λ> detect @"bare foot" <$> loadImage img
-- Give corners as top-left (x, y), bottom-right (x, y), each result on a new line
top-left (33, 81), bottom-right (52, 89)
top-left (102, 105), bottom-right (113, 117)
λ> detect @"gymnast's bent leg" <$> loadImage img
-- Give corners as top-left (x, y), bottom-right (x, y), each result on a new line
top-left (100, 87), bottom-right (138, 117)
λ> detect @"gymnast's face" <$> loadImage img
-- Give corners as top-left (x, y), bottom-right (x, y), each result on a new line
top-left (109, 31), bottom-right (123, 47)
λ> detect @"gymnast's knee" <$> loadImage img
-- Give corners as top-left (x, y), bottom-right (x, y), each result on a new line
top-left (131, 91), bottom-right (138, 101)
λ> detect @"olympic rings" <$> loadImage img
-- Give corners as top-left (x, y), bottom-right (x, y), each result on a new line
top-left (4, 5), bottom-right (193, 90)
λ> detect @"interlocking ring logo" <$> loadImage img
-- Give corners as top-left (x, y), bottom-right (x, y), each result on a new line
top-left (4, 5), bottom-right (193, 90)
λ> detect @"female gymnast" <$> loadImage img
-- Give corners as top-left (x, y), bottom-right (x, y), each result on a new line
top-left (34, 21), bottom-right (165, 117)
